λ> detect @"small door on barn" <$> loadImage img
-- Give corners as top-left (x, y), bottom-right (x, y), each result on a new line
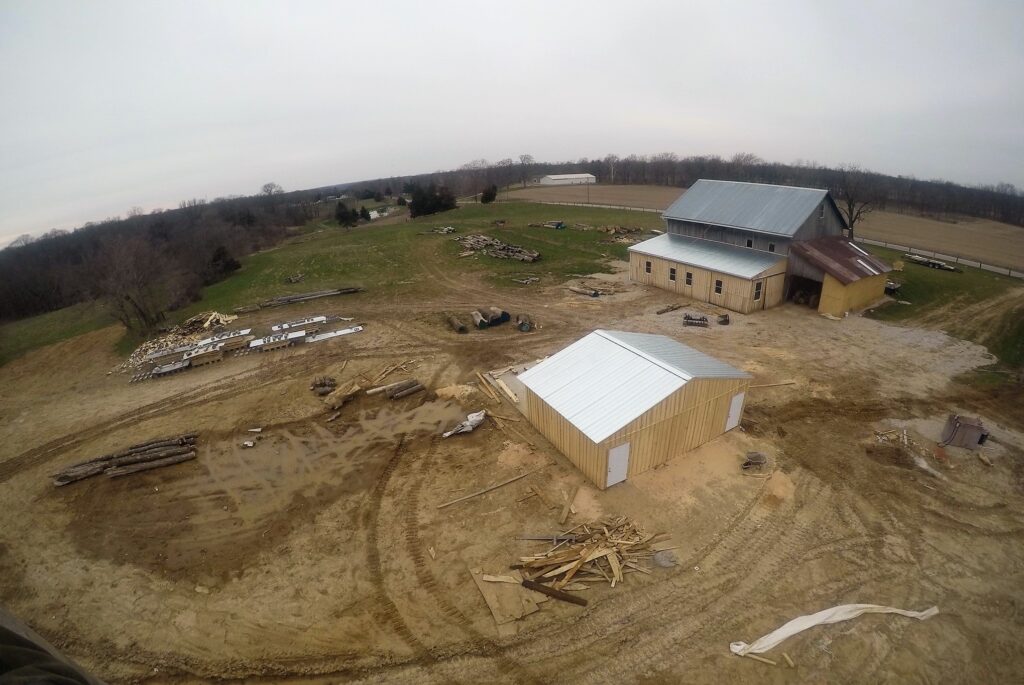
top-left (607, 442), bottom-right (630, 487)
top-left (725, 392), bottom-right (745, 431)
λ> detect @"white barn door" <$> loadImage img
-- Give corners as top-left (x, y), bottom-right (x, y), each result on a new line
top-left (607, 442), bottom-right (630, 487)
top-left (725, 392), bottom-right (745, 431)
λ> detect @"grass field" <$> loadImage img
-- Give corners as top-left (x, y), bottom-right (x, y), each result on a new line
top-left (0, 302), bottom-right (114, 367)
top-left (866, 245), bottom-right (1024, 367)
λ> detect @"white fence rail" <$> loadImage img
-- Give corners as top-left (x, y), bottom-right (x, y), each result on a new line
top-left (853, 237), bottom-right (1024, 279)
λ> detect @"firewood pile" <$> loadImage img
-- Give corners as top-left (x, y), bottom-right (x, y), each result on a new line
top-left (596, 225), bottom-right (642, 235)
top-left (455, 234), bottom-right (540, 262)
top-left (514, 517), bottom-right (670, 592)
top-left (52, 433), bottom-right (198, 487)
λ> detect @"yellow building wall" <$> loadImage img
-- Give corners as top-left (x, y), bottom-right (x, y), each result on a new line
top-left (818, 272), bottom-right (888, 317)
top-left (522, 387), bottom-right (606, 487)
top-left (629, 253), bottom-right (786, 314)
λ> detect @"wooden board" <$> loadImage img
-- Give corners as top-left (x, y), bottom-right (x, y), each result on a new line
top-left (469, 567), bottom-right (541, 635)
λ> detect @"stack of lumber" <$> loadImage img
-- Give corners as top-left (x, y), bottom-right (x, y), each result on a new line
top-left (258, 287), bottom-right (363, 308)
top-left (53, 434), bottom-right (198, 486)
top-left (514, 517), bottom-right (669, 592)
top-left (456, 234), bottom-right (540, 262)
top-left (182, 342), bottom-right (225, 366)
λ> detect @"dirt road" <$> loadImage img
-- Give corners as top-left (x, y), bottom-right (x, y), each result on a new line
top-left (1, 237), bottom-right (1022, 684)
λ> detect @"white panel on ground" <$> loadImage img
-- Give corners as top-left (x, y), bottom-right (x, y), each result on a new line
top-left (725, 392), bottom-right (745, 431)
top-left (607, 442), bottom-right (630, 487)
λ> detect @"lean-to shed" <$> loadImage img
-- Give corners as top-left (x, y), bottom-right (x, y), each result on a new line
top-left (518, 330), bottom-right (751, 489)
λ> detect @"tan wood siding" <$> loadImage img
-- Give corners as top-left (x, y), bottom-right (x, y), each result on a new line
top-left (630, 252), bottom-right (787, 314)
top-left (522, 387), bottom-right (607, 487)
top-left (819, 272), bottom-right (888, 317)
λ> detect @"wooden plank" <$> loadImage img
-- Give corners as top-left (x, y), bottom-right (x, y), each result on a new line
top-left (437, 467), bottom-right (545, 509)
top-left (481, 574), bottom-right (520, 584)
top-left (521, 579), bottom-right (588, 607)
top-left (559, 485), bottom-right (579, 525)
top-left (495, 378), bottom-right (520, 404)
top-left (470, 568), bottom-right (540, 629)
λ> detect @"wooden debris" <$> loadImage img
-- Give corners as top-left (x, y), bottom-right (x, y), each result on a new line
top-left (447, 315), bottom-right (468, 334)
top-left (475, 371), bottom-right (501, 402)
top-left (107, 452), bottom-right (196, 478)
top-left (456, 234), bottom-right (540, 262)
top-left (325, 411), bottom-right (341, 423)
top-left (495, 378), bottom-right (519, 403)
top-left (568, 286), bottom-right (599, 298)
top-left (559, 486), bottom-right (579, 525)
top-left (437, 467), bottom-right (545, 509)
top-left (428, 546), bottom-right (436, 560)
top-left (744, 654), bottom-right (777, 666)
top-left (782, 652), bottom-right (795, 668)
top-left (656, 303), bottom-right (682, 315)
top-left (470, 568), bottom-right (541, 635)
top-left (521, 579), bottom-right (588, 607)
top-left (325, 381), bottom-right (363, 410)
top-left (977, 451), bottom-right (993, 467)
top-left (513, 516), bottom-right (667, 591)
top-left (481, 574), bottom-right (520, 584)
top-left (749, 380), bottom-right (797, 389)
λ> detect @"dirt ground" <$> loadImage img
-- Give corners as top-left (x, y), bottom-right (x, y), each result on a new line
top-left (1, 239), bottom-right (1023, 684)
top-left (506, 184), bottom-right (1024, 270)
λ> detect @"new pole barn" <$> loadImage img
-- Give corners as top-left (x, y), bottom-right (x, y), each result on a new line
top-left (518, 330), bottom-right (750, 489)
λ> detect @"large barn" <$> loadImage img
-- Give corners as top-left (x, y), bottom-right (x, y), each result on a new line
top-left (629, 180), bottom-right (891, 316)
top-left (518, 330), bottom-right (750, 489)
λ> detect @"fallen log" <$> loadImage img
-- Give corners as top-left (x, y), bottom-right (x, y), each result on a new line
top-left (447, 315), bottom-right (468, 334)
top-left (568, 286), bottom-right (599, 298)
top-left (106, 452), bottom-right (196, 478)
top-left (470, 311), bottom-right (488, 329)
top-left (656, 303), bottom-right (682, 315)
top-left (367, 379), bottom-right (411, 396)
top-left (384, 379), bottom-right (419, 398)
top-left (391, 383), bottom-right (425, 399)
top-left (104, 445), bottom-right (196, 469)
top-left (521, 579), bottom-right (588, 607)
top-left (437, 467), bottom-right (544, 509)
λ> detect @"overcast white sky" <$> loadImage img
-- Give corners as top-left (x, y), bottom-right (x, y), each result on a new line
top-left (1, 0), bottom-right (1022, 244)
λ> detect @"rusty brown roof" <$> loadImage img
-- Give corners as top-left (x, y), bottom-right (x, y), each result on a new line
top-left (790, 237), bottom-right (891, 285)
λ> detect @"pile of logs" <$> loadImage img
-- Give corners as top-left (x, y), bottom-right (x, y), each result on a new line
top-left (53, 434), bottom-right (198, 486)
top-left (310, 375), bottom-right (337, 395)
top-left (367, 378), bottom-right (424, 399)
top-left (455, 235), bottom-right (540, 262)
top-left (513, 517), bottom-right (670, 595)
top-left (257, 287), bottom-right (363, 309)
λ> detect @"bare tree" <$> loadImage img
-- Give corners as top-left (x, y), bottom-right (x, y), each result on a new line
top-left (126, 206), bottom-right (145, 218)
top-left (261, 182), bottom-right (284, 196)
top-left (7, 234), bottom-right (36, 248)
top-left (835, 164), bottom-right (876, 237)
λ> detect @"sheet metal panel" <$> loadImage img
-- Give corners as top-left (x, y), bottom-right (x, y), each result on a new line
top-left (519, 330), bottom-right (749, 443)
top-left (629, 233), bottom-right (785, 279)
top-left (663, 180), bottom-right (828, 236)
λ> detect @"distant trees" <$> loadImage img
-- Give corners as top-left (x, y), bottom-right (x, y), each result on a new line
top-left (481, 184), bottom-right (498, 204)
top-left (359, 205), bottom-right (371, 221)
top-left (261, 182), bottom-right (284, 196)
top-left (409, 183), bottom-right (457, 218)
top-left (335, 201), bottom-right (359, 227)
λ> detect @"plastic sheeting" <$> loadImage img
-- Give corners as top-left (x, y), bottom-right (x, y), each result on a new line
top-left (730, 604), bottom-right (939, 656)
top-left (442, 411), bottom-right (487, 438)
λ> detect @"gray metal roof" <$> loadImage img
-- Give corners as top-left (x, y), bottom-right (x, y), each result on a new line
top-left (628, 233), bottom-right (785, 279)
top-left (664, 179), bottom-right (831, 236)
top-left (518, 330), bottom-right (748, 443)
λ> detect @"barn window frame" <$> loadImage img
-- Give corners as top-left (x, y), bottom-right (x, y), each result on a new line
top-left (819, 204), bottom-right (825, 219)
top-left (685, 271), bottom-right (693, 286)
top-left (768, 243), bottom-right (776, 253)
top-left (645, 260), bottom-right (652, 274)
top-left (746, 238), bottom-right (753, 248)
top-left (754, 281), bottom-right (763, 301)
top-left (714, 279), bottom-right (723, 294)
top-left (669, 267), bottom-right (676, 282)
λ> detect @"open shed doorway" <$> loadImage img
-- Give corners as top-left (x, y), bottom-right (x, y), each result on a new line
top-left (787, 275), bottom-right (822, 309)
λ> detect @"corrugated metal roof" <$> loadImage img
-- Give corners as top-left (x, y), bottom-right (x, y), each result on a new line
top-left (518, 330), bottom-right (748, 443)
top-left (790, 236), bottom-right (891, 285)
top-left (542, 173), bottom-right (595, 180)
top-left (629, 233), bottom-right (786, 279)
top-left (664, 179), bottom-right (833, 236)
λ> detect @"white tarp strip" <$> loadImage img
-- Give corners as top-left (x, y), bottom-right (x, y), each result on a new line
top-left (730, 604), bottom-right (939, 656)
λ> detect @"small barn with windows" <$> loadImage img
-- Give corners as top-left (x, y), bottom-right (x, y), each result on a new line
top-left (537, 173), bottom-right (596, 186)
top-left (628, 179), bottom-right (890, 316)
top-left (518, 330), bottom-right (750, 489)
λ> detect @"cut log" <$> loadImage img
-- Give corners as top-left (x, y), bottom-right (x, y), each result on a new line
top-left (384, 379), bottom-right (419, 398)
top-left (105, 445), bottom-right (196, 469)
top-left (470, 311), bottom-right (489, 329)
top-left (366, 379), bottom-right (410, 396)
top-left (391, 383), bottom-right (425, 399)
top-left (106, 451), bottom-right (196, 478)
top-left (568, 286), bottom-right (599, 298)
top-left (447, 315), bottom-right (468, 334)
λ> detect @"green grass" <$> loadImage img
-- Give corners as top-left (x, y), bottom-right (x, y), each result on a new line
top-left (865, 245), bottom-right (1024, 366)
top-left (0, 301), bottom-right (116, 366)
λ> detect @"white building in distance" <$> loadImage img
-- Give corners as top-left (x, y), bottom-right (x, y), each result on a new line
top-left (536, 173), bottom-right (596, 186)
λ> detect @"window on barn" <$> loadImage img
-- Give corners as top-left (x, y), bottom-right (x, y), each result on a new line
top-left (669, 267), bottom-right (676, 282)
top-left (746, 238), bottom-right (753, 248)
top-left (754, 281), bottom-right (763, 301)
top-left (714, 279), bottom-right (723, 294)
top-left (768, 243), bottom-right (776, 253)
top-left (645, 261), bottom-right (652, 274)
top-left (685, 271), bottom-right (693, 286)
top-left (819, 204), bottom-right (825, 219)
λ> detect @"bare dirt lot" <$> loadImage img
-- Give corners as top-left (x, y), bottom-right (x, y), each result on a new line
top-left (1, 240), bottom-right (1023, 684)
top-left (506, 184), bottom-right (1024, 269)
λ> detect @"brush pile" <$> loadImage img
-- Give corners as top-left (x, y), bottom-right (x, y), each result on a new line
top-left (53, 433), bottom-right (198, 486)
top-left (455, 234), bottom-right (540, 262)
top-left (514, 516), bottom-right (670, 591)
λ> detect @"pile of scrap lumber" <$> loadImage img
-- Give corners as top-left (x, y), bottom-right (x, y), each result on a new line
top-left (596, 225), bottom-right (642, 234)
top-left (455, 234), bottom-right (540, 262)
top-left (52, 433), bottom-right (198, 486)
top-left (173, 311), bottom-right (237, 336)
top-left (513, 516), bottom-right (669, 593)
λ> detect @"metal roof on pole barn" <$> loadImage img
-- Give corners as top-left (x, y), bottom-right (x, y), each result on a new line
top-left (628, 233), bottom-right (786, 279)
top-left (518, 330), bottom-right (749, 443)
top-left (663, 179), bottom-right (843, 236)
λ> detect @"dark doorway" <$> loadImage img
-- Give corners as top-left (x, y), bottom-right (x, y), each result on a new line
top-left (787, 275), bottom-right (822, 309)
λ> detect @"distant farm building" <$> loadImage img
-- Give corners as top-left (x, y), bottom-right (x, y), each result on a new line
top-left (518, 330), bottom-right (750, 489)
top-left (536, 173), bottom-right (596, 186)
top-left (629, 180), bottom-right (890, 316)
